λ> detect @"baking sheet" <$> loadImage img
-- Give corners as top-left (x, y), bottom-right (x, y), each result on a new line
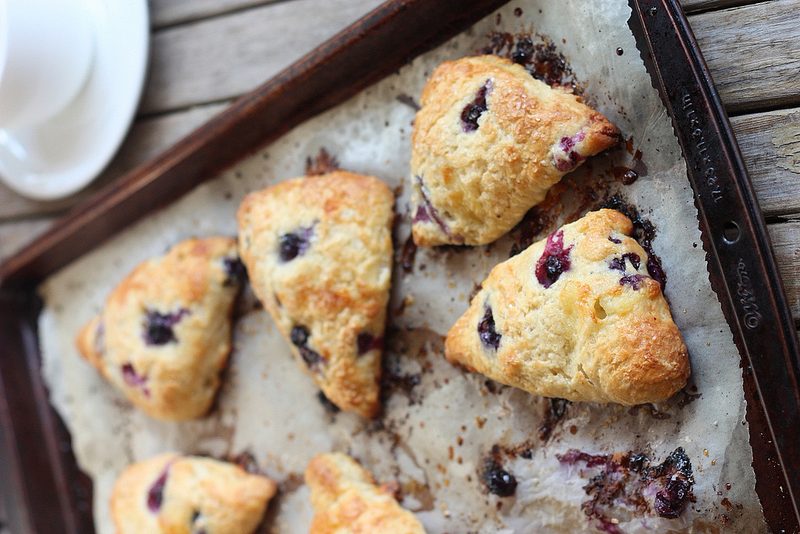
top-left (38, 0), bottom-right (767, 532)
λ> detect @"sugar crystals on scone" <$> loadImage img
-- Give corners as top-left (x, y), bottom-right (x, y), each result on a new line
top-left (305, 452), bottom-right (426, 534)
top-left (445, 209), bottom-right (690, 405)
top-left (76, 237), bottom-right (244, 421)
top-left (237, 171), bottom-right (394, 418)
top-left (410, 55), bottom-right (620, 246)
top-left (111, 453), bottom-right (276, 533)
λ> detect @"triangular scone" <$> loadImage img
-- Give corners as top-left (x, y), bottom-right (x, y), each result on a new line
top-left (410, 55), bottom-right (620, 246)
top-left (305, 453), bottom-right (426, 534)
top-left (237, 171), bottom-right (394, 418)
top-left (445, 209), bottom-right (690, 405)
top-left (76, 237), bottom-right (243, 421)
top-left (111, 453), bottom-right (276, 534)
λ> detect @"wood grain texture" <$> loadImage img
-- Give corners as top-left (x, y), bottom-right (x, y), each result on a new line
top-left (690, 0), bottom-right (800, 114)
top-left (140, 0), bottom-right (800, 116)
top-left (769, 221), bottom-right (800, 320)
top-left (680, 0), bottom-right (760, 13)
top-left (140, 0), bottom-right (383, 114)
top-left (149, 0), bottom-right (284, 28)
top-left (732, 108), bottom-right (800, 218)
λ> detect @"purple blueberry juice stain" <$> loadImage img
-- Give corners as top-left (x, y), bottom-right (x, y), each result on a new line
top-left (535, 230), bottom-right (573, 288)
top-left (483, 32), bottom-right (576, 88)
top-left (222, 256), bottom-right (247, 286)
top-left (608, 236), bottom-right (622, 244)
top-left (608, 252), bottom-right (640, 272)
top-left (538, 397), bottom-right (570, 441)
top-left (620, 274), bottom-right (648, 290)
top-left (357, 333), bottom-right (383, 355)
top-left (122, 363), bottom-right (150, 397)
top-left (553, 131), bottom-right (586, 172)
top-left (147, 465), bottom-right (170, 513)
top-left (413, 176), bottom-right (450, 236)
top-left (646, 256), bottom-right (667, 289)
top-left (649, 448), bottom-right (694, 519)
top-left (279, 225), bottom-right (314, 262)
top-left (477, 305), bottom-right (501, 350)
top-left (460, 79), bottom-right (493, 132)
top-left (143, 308), bottom-right (189, 346)
top-left (290, 325), bottom-right (323, 371)
top-left (557, 447), bottom-right (694, 529)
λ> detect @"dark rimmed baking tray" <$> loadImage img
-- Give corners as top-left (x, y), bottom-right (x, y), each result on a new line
top-left (0, 0), bottom-right (797, 532)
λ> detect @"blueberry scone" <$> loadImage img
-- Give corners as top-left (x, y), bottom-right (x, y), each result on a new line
top-left (76, 237), bottom-right (243, 421)
top-left (111, 453), bottom-right (276, 533)
top-left (445, 209), bottom-right (690, 405)
top-left (410, 55), bottom-right (620, 246)
top-left (237, 171), bottom-right (394, 418)
top-left (305, 453), bottom-right (426, 534)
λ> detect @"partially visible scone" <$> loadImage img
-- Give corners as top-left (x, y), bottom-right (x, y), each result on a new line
top-left (237, 171), bottom-right (394, 418)
top-left (305, 453), bottom-right (426, 534)
top-left (445, 209), bottom-right (690, 405)
top-left (410, 55), bottom-right (620, 246)
top-left (111, 453), bottom-right (276, 534)
top-left (76, 237), bottom-right (243, 421)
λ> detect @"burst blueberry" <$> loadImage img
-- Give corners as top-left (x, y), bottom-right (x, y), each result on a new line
top-left (620, 274), bottom-right (648, 290)
top-left (477, 306), bottom-right (501, 350)
top-left (121, 363), bottom-right (150, 397)
top-left (535, 230), bottom-right (573, 288)
top-left (460, 79), bottom-right (493, 132)
top-left (291, 325), bottom-right (323, 371)
top-left (608, 252), bottom-right (640, 271)
top-left (279, 226), bottom-right (314, 262)
top-left (143, 308), bottom-right (189, 346)
top-left (222, 256), bottom-right (247, 286)
top-left (147, 467), bottom-right (170, 513)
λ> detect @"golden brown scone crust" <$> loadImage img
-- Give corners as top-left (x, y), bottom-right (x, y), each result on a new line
top-left (110, 453), bottom-right (276, 534)
top-left (237, 171), bottom-right (394, 418)
top-left (410, 55), bottom-right (620, 246)
top-left (445, 209), bottom-right (690, 405)
top-left (76, 237), bottom-right (242, 421)
top-left (305, 453), bottom-right (426, 534)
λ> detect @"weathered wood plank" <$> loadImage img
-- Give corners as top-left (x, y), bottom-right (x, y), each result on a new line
top-left (139, 0), bottom-right (383, 115)
top-left (149, 0), bottom-right (284, 28)
top-left (690, 0), bottom-right (800, 114)
top-left (0, 102), bottom-right (227, 220)
top-left (141, 0), bottom-right (795, 116)
top-left (146, 0), bottom-right (762, 27)
top-left (769, 221), bottom-right (800, 320)
top-left (0, 218), bottom-right (54, 262)
top-left (732, 108), bottom-right (800, 218)
top-left (680, 0), bottom-right (761, 13)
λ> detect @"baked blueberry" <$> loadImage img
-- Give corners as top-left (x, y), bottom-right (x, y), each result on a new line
top-left (535, 230), bottom-right (572, 288)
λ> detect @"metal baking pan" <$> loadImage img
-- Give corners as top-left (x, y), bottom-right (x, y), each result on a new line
top-left (1, 0), bottom-right (797, 532)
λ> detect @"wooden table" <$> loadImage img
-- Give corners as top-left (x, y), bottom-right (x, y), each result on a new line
top-left (0, 0), bottom-right (798, 529)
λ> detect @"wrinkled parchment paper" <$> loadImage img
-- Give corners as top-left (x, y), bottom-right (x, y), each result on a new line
top-left (39, 1), bottom-right (767, 532)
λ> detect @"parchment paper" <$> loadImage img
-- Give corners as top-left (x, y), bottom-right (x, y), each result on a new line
top-left (38, 1), bottom-right (767, 532)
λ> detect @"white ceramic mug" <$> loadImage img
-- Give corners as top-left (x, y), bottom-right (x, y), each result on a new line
top-left (0, 0), bottom-right (94, 130)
